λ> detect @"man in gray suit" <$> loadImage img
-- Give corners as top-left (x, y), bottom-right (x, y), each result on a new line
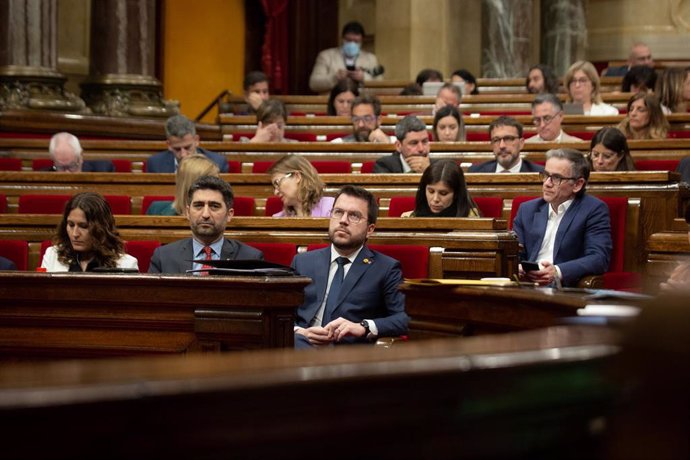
top-left (525, 93), bottom-right (583, 144)
top-left (149, 176), bottom-right (262, 274)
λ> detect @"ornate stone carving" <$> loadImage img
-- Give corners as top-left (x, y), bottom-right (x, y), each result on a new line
top-left (80, 74), bottom-right (179, 117)
top-left (0, 66), bottom-right (87, 112)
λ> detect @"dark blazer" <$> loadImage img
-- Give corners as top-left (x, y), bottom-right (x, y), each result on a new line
top-left (145, 147), bottom-right (229, 173)
top-left (604, 65), bottom-right (629, 77)
top-left (0, 256), bottom-right (16, 270)
top-left (373, 153), bottom-right (405, 173)
top-left (676, 157), bottom-right (690, 184)
top-left (468, 159), bottom-right (544, 173)
top-left (148, 238), bottom-right (263, 274)
top-left (291, 245), bottom-right (408, 344)
top-left (512, 194), bottom-right (612, 286)
top-left (41, 160), bottom-right (115, 172)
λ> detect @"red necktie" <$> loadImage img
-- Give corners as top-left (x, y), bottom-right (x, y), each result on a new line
top-left (200, 246), bottom-right (213, 276)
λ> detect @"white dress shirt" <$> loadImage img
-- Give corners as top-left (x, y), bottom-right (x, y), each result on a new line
top-left (495, 158), bottom-right (523, 173)
top-left (536, 199), bottom-right (574, 280)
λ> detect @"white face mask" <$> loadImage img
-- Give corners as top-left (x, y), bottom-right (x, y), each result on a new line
top-left (342, 41), bottom-right (360, 58)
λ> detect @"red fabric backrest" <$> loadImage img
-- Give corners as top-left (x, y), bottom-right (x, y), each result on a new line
top-left (634, 159), bottom-right (680, 172)
top-left (0, 194), bottom-right (7, 213)
top-left (141, 196), bottom-right (174, 214)
top-left (473, 196), bottom-right (503, 218)
top-left (124, 240), bottom-right (160, 273)
top-left (284, 132), bottom-right (316, 142)
top-left (18, 194), bottom-right (71, 214)
top-left (0, 158), bottom-right (22, 171)
top-left (245, 242), bottom-right (297, 267)
top-left (465, 132), bottom-right (490, 142)
top-left (31, 159), bottom-right (54, 171)
top-left (388, 196), bottom-right (415, 217)
top-left (325, 133), bottom-right (350, 141)
top-left (39, 239), bottom-right (52, 263)
top-left (310, 161), bottom-right (352, 174)
top-left (228, 160), bottom-right (242, 173)
top-left (508, 196), bottom-right (539, 229)
top-left (568, 131), bottom-right (595, 140)
top-left (104, 195), bottom-right (132, 214)
top-left (667, 130), bottom-right (690, 139)
top-left (0, 239), bottom-right (28, 270)
top-left (306, 243), bottom-right (329, 252)
top-left (252, 161), bottom-right (274, 173)
top-left (265, 195), bottom-right (284, 216)
top-left (111, 159), bottom-right (132, 172)
top-left (597, 196), bottom-right (627, 272)
top-left (233, 196), bottom-right (256, 216)
top-left (368, 244), bottom-right (429, 279)
top-left (361, 161), bottom-right (375, 173)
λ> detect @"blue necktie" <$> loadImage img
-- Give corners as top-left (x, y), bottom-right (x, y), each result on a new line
top-left (323, 256), bottom-right (350, 326)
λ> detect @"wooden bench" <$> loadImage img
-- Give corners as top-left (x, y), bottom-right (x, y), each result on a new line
top-left (646, 217), bottom-right (690, 287)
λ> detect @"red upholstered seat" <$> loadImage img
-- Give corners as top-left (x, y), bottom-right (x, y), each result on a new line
top-left (597, 196), bottom-right (640, 291)
top-left (508, 196), bottom-right (539, 229)
top-left (473, 197), bottom-right (503, 218)
top-left (465, 132), bottom-right (490, 142)
top-left (0, 158), bottom-right (22, 171)
top-left (233, 196), bottom-right (256, 216)
top-left (265, 196), bottom-right (284, 216)
top-left (368, 244), bottom-right (429, 279)
top-left (361, 161), bottom-right (375, 173)
top-left (18, 195), bottom-right (71, 214)
top-left (124, 240), bottom-right (160, 273)
top-left (310, 161), bottom-right (352, 174)
top-left (104, 195), bottom-right (132, 214)
top-left (228, 160), bottom-right (242, 173)
top-left (325, 133), bottom-right (350, 141)
top-left (634, 159), bottom-right (680, 172)
top-left (252, 161), bottom-right (274, 173)
top-left (0, 240), bottom-right (29, 270)
top-left (245, 242), bottom-right (297, 267)
top-left (141, 195), bottom-right (174, 214)
top-left (388, 196), bottom-right (415, 217)
top-left (31, 159), bottom-right (54, 171)
top-left (0, 194), bottom-right (7, 213)
top-left (284, 132), bottom-right (316, 142)
top-left (112, 159), bottom-right (132, 172)
top-left (39, 239), bottom-right (52, 263)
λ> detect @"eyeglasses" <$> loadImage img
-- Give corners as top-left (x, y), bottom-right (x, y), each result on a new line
top-left (272, 172), bottom-right (294, 189)
top-left (532, 111), bottom-right (562, 126)
top-left (53, 160), bottom-right (81, 172)
top-left (569, 77), bottom-right (590, 86)
top-left (538, 171), bottom-right (579, 186)
top-left (589, 150), bottom-right (618, 161)
top-left (352, 115), bottom-right (376, 125)
top-left (490, 135), bottom-right (520, 145)
top-left (330, 207), bottom-right (365, 224)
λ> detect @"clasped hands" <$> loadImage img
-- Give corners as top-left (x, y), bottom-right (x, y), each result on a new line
top-left (296, 317), bottom-right (366, 347)
top-left (519, 260), bottom-right (559, 286)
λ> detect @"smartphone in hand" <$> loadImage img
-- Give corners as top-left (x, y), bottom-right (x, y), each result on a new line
top-left (521, 260), bottom-right (540, 272)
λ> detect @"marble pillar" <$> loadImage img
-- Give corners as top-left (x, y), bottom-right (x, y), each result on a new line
top-left (481, 0), bottom-right (533, 78)
top-left (80, 0), bottom-right (177, 117)
top-left (540, 0), bottom-right (587, 77)
top-left (0, 0), bottom-right (86, 112)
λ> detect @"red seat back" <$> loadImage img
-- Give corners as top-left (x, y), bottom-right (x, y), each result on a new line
top-left (233, 196), bottom-right (256, 216)
top-left (228, 160), bottom-right (242, 173)
top-left (388, 196), bottom-right (415, 217)
top-left (31, 159), bottom-right (54, 171)
top-left (252, 161), bottom-right (273, 173)
top-left (473, 197), bottom-right (503, 218)
top-left (634, 159), bottom-right (680, 172)
top-left (39, 240), bottom-right (52, 263)
top-left (18, 195), bottom-right (71, 214)
top-left (508, 196), bottom-right (539, 229)
top-left (310, 161), bottom-right (352, 174)
top-left (141, 195), bottom-right (174, 214)
top-left (597, 196), bottom-right (627, 273)
top-left (245, 242), bottom-right (297, 267)
top-left (361, 161), bottom-right (375, 173)
top-left (112, 159), bottom-right (132, 172)
top-left (104, 195), bottom-right (132, 214)
top-left (0, 240), bottom-right (28, 270)
top-left (0, 158), bottom-right (22, 171)
top-left (0, 194), bottom-right (7, 213)
top-left (124, 240), bottom-right (160, 273)
top-left (368, 244), bottom-right (429, 279)
top-left (265, 196), bottom-right (284, 216)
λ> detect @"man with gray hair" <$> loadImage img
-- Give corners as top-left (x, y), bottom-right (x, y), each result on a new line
top-left (513, 148), bottom-right (612, 287)
top-left (146, 114), bottom-right (229, 173)
top-left (525, 93), bottom-right (582, 143)
top-left (48, 132), bottom-right (114, 172)
top-left (373, 115), bottom-right (430, 173)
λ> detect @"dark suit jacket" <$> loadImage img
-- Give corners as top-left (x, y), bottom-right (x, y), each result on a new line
top-left (676, 157), bottom-right (690, 184)
top-left (41, 160), bottom-right (115, 172)
top-left (468, 159), bottom-right (544, 173)
top-left (0, 256), bottom-right (16, 270)
top-left (604, 65), bottom-right (629, 77)
top-left (145, 147), bottom-right (229, 173)
top-left (148, 238), bottom-right (263, 274)
top-left (291, 245), bottom-right (408, 342)
top-left (512, 194), bottom-right (612, 286)
top-left (373, 153), bottom-right (405, 173)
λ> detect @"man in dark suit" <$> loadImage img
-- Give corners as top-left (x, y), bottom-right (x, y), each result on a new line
top-left (469, 116), bottom-right (544, 173)
top-left (513, 148), bottom-right (612, 287)
top-left (291, 185), bottom-right (408, 348)
top-left (603, 42), bottom-right (654, 77)
top-left (48, 132), bottom-right (115, 172)
top-left (373, 115), bottom-right (430, 173)
top-left (0, 256), bottom-right (16, 270)
top-left (146, 115), bottom-right (228, 173)
top-left (149, 176), bottom-right (262, 273)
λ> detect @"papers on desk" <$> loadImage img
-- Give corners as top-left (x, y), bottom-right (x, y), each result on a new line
top-left (577, 304), bottom-right (641, 318)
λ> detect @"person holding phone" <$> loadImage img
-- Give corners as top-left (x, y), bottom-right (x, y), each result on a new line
top-left (512, 148), bottom-right (612, 287)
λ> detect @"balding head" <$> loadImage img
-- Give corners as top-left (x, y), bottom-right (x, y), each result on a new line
top-left (629, 43), bottom-right (653, 68)
top-left (49, 132), bottom-right (83, 172)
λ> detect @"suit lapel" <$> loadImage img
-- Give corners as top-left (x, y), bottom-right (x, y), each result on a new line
top-left (220, 239), bottom-right (238, 260)
top-left (314, 248), bottom-right (332, 307)
top-left (180, 239), bottom-right (195, 272)
top-left (330, 246), bottom-right (373, 317)
top-left (530, 201), bottom-right (549, 260)
top-left (553, 198), bottom-right (581, 260)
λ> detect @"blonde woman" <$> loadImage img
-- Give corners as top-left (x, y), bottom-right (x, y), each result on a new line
top-left (616, 93), bottom-right (669, 140)
top-left (564, 61), bottom-right (619, 115)
top-left (147, 154), bottom-right (221, 215)
top-left (267, 154), bottom-right (334, 217)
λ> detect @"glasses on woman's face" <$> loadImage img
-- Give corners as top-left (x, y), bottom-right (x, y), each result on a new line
top-left (589, 150), bottom-right (618, 162)
top-left (569, 77), bottom-right (590, 86)
top-left (272, 172), bottom-right (294, 189)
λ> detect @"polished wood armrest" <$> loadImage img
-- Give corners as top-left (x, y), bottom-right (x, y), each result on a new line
top-left (578, 275), bottom-right (604, 289)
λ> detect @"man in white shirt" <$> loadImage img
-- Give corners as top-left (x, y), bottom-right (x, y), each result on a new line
top-left (525, 93), bottom-right (583, 143)
top-left (512, 149), bottom-right (612, 287)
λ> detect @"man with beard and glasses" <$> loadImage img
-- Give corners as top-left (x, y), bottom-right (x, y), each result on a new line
top-left (525, 93), bottom-right (582, 143)
top-left (290, 185), bottom-right (408, 348)
top-left (149, 176), bottom-right (263, 273)
top-left (331, 95), bottom-right (392, 144)
top-left (469, 116), bottom-right (544, 173)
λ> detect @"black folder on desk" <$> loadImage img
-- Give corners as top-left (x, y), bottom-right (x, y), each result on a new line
top-left (187, 259), bottom-right (296, 276)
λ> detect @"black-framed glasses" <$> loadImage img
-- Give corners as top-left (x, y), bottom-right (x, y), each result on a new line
top-left (330, 208), bottom-right (365, 224)
top-left (532, 111), bottom-right (562, 126)
top-left (352, 115), bottom-right (376, 125)
top-left (272, 172), bottom-right (294, 189)
top-left (490, 135), bottom-right (520, 145)
top-left (538, 171), bottom-right (579, 186)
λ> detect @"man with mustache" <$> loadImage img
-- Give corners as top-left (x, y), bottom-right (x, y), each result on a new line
top-left (469, 116), bottom-right (544, 173)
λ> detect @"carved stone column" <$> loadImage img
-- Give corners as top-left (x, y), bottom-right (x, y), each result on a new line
top-left (481, 0), bottom-right (533, 78)
top-left (80, 0), bottom-right (178, 117)
top-left (0, 0), bottom-right (86, 112)
top-left (541, 0), bottom-right (587, 77)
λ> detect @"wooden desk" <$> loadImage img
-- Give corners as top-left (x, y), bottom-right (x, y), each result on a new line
top-left (0, 272), bottom-right (309, 359)
top-left (646, 218), bottom-right (690, 286)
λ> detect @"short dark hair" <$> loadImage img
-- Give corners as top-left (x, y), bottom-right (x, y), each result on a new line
top-left (165, 115), bottom-right (196, 138)
top-left (342, 21), bottom-right (364, 37)
top-left (395, 115), bottom-right (427, 141)
top-left (532, 93), bottom-right (563, 111)
top-left (351, 95), bottom-right (381, 117)
top-left (546, 148), bottom-right (589, 197)
top-left (526, 64), bottom-right (560, 94)
top-left (451, 69), bottom-right (479, 95)
top-left (256, 99), bottom-right (287, 124)
top-left (327, 78), bottom-right (360, 116)
top-left (334, 185), bottom-right (378, 224)
top-left (243, 71), bottom-right (268, 91)
top-left (488, 115), bottom-right (523, 138)
top-left (416, 68), bottom-right (443, 86)
top-left (622, 65), bottom-right (657, 92)
top-left (187, 176), bottom-right (234, 209)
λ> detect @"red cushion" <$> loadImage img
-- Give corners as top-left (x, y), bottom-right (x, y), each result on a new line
top-left (465, 132), bottom-right (490, 142)
top-left (124, 240), bottom-right (160, 273)
top-left (104, 195), bottom-right (132, 215)
top-left (252, 161), bottom-right (274, 173)
top-left (245, 242), bottom-right (297, 267)
top-left (0, 194), bottom-right (7, 213)
top-left (388, 196), bottom-right (415, 217)
top-left (368, 244), bottom-right (429, 279)
top-left (0, 158), bottom-right (22, 171)
top-left (508, 196), bottom-right (539, 229)
top-left (361, 161), bottom-right (376, 173)
top-left (0, 240), bottom-right (28, 270)
top-left (31, 159), bottom-right (54, 171)
top-left (39, 240), bottom-right (52, 263)
top-left (473, 196), bottom-right (503, 218)
top-left (596, 196), bottom-right (627, 273)
top-left (112, 159), bottom-right (132, 172)
top-left (141, 196), bottom-right (174, 214)
top-left (233, 196), bottom-right (255, 216)
top-left (634, 159), bottom-right (680, 172)
top-left (18, 194), bottom-right (71, 214)
top-left (228, 160), bottom-right (242, 173)
top-left (310, 161), bottom-right (351, 174)
top-left (265, 196), bottom-right (284, 216)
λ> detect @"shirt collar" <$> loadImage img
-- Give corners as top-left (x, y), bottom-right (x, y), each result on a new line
top-left (192, 237), bottom-right (224, 259)
top-left (549, 198), bottom-right (574, 216)
top-left (330, 244), bottom-right (364, 264)
top-left (399, 154), bottom-right (412, 173)
top-left (495, 158), bottom-right (522, 173)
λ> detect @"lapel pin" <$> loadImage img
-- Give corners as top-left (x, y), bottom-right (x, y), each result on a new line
top-left (363, 258), bottom-right (372, 264)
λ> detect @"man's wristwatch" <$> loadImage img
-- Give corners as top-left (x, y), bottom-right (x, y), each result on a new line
top-left (360, 320), bottom-right (371, 338)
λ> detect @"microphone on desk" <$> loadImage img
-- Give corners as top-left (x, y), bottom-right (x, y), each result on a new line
top-left (364, 65), bottom-right (385, 77)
